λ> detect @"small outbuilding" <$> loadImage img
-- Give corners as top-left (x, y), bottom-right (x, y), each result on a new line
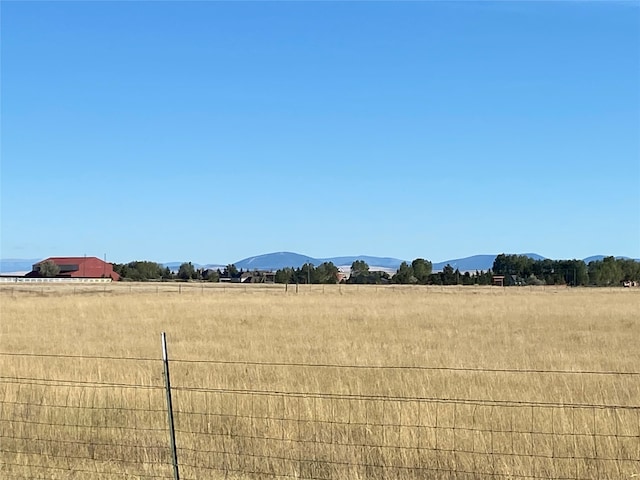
top-left (26, 257), bottom-right (120, 281)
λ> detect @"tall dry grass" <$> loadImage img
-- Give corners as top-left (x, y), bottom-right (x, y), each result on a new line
top-left (0, 284), bottom-right (638, 479)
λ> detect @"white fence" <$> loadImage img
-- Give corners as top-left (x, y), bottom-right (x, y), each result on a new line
top-left (0, 276), bottom-right (113, 283)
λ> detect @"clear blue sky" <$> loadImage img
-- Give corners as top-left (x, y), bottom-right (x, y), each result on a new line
top-left (1, 1), bottom-right (639, 265)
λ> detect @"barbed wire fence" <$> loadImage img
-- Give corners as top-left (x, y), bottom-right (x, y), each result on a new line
top-left (0, 352), bottom-right (173, 480)
top-left (0, 282), bottom-right (586, 299)
top-left (1, 346), bottom-right (638, 480)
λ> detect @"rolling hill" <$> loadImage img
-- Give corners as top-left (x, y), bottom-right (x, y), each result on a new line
top-left (233, 252), bottom-right (404, 271)
top-left (432, 253), bottom-right (546, 272)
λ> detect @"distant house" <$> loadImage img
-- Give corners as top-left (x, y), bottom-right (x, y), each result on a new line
top-left (337, 268), bottom-right (349, 283)
top-left (492, 274), bottom-right (523, 287)
top-left (239, 271), bottom-right (276, 283)
top-left (26, 257), bottom-right (120, 281)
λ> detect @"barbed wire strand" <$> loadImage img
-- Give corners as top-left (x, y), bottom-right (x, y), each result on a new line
top-left (0, 375), bottom-right (163, 390)
top-left (0, 461), bottom-right (173, 479)
top-left (169, 384), bottom-right (640, 410)
top-left (171, 409), bottom-right (640, 440)
top-left (1, 351), bottom-right (638, 376)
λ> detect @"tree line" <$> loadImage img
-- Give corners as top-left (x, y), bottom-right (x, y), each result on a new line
top-left (111, 259), bottom-right (493, 285)
top-left (275, 259), bottom-right (497, 286)
top-left (492, 254), bottom-right (640, 286)
top-left (111, 255), bottom-right (640, 286)
top-left (113, 261), bottom-right (239, 282)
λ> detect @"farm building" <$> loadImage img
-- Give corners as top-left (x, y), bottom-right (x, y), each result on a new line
top-left (26, 257), bottom-right (120, 281)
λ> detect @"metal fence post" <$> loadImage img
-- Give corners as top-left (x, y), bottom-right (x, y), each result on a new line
top-left (162, 332), bottom-right (180, 480)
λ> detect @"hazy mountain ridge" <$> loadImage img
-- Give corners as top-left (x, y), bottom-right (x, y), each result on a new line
top-left (582, 255), bottom-right (636, 264)
top-left (233, 252), bottom-right (404, 271)
top-left (2, 253), bottom-right (639, 274)
top-left (235, 252), bottom-right (317, 270)
top-left (0, 258), bottom-right (42, 273)
top-left (161, 262), bottom-right (225, 271)
top-left (432, 253), bottom-right (546, 272)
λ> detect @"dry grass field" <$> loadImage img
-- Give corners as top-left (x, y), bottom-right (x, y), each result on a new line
top-left (0, 283), bottom-right (638, 479)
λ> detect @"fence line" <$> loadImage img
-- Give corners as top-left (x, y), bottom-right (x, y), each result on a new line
top-left (1, 352), bottom-right (638, 479)
top-left (169, 388), bottom-right (639, 480)
top-left (1, 282), bottom-right (595, 299)
top-left (0, 276), bottom-right (113, 283)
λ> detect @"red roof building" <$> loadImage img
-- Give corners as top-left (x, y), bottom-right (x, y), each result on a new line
top-left (27, 257), bottom-right (120, 281)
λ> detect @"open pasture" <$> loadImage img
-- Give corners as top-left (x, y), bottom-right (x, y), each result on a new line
top-left (1, 284), bottom-right (638, 479)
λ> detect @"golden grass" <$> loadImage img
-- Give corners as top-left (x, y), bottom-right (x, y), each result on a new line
top-left (0, 284), bottom-right (638, 479)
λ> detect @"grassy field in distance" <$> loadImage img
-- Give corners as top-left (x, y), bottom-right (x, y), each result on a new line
top-left (0, 284), bottom-right (638, 479)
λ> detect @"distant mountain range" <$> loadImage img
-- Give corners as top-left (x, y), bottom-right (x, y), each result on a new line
top-left (431, 253), bottom-right (546, 272)
top-left (0, 258), bottom-right (42, 274)
top-left (169, 252), bottom-right (639, 273)
top-left (233, 252), bottom-right (403, 271)
top-left (1, 253), bottom-right (638, 275)
top-left (161, 261), bottom-right (225, 271)
top-left (231, 252), bottom-right (640, 273)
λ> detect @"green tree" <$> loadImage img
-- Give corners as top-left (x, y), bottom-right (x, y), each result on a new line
top-left (411, 258), bottom-right (432, 284)
top-left (474, 270), bottom-right (493, 285)
top-left (223, 264), bottom-right (239, 279)
top-left (350, 260), bottom-right (369, 278)
top-left (525, 274), bottom-right (545, 286)
top-left (393, 261), bottom-right (416, 284)
top-left (114, 261), bottom-right (164, 281)
top-left (555, 260), bottom-right (588, 286)
top-left (348, 260), bottom-right (367, 284)
top-left (203, 269), bottom-right (219, 282)
top-left (178, 262), bottom-right (196, 281)
top-left (620, 258), bottom-right (640, 282)
top-left (136, 261), bottom-right (164, 280)
top-left (315, 262), bottom-right (339, 284)
top-left (347, 261), bottom-right (390, 284)
top-left (493, 254), bottom-right (534, 278)
top-left (589, 256), bottom-right (623, 286)
top-left (274, 267), bottom-right (296, 284)
top-left (441, 264), bottom-right (457, 285)
top-left (39, 260), bottom-right (60, 277)
top-left (300, 263), bottom-right (316, 284)
top-left (113, 263), bottom-right (128, 279)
